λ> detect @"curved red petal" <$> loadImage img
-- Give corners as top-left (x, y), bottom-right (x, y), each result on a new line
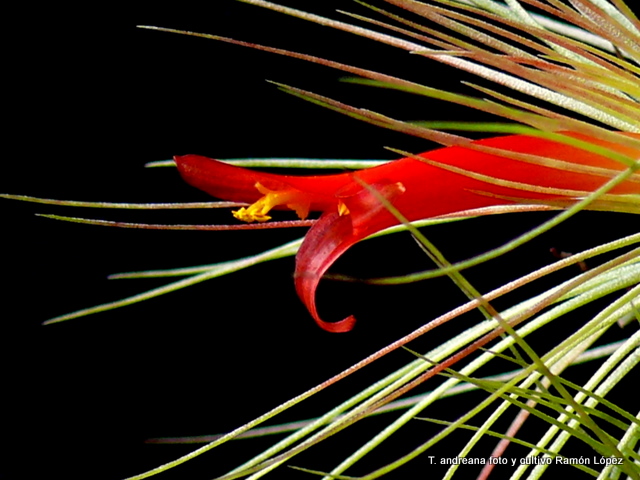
top-left (294, 180), bottom-right (406, 332)
top-left (295, 211), bottom-right (357, 333)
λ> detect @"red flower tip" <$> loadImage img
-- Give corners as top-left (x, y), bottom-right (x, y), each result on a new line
top-left (174, 133), bottom-right (639, 332)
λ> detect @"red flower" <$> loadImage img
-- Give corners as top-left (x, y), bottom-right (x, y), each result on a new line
top-left (175, 133), bottom-right (639, 332)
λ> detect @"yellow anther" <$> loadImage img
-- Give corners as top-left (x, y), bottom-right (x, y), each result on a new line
top-left (337, 201), bottom-right (350, 216)
top-left (232, 203), bottom-right (272, 222)
top-left (232, 183), bottom-right (310, 223)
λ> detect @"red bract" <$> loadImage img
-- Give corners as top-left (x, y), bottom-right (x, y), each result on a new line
top-left (175, 133), bottom-right (640, 332)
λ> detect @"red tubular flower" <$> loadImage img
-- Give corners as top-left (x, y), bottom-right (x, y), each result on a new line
top-left (175, 133), bottom-right (640, 332)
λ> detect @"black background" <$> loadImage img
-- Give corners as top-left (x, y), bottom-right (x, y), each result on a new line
top-left (3, 2), bottom-right (638, 479)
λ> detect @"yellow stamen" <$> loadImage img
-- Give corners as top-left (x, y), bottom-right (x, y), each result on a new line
top-left (232, 183), bottom-right (310, 223)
